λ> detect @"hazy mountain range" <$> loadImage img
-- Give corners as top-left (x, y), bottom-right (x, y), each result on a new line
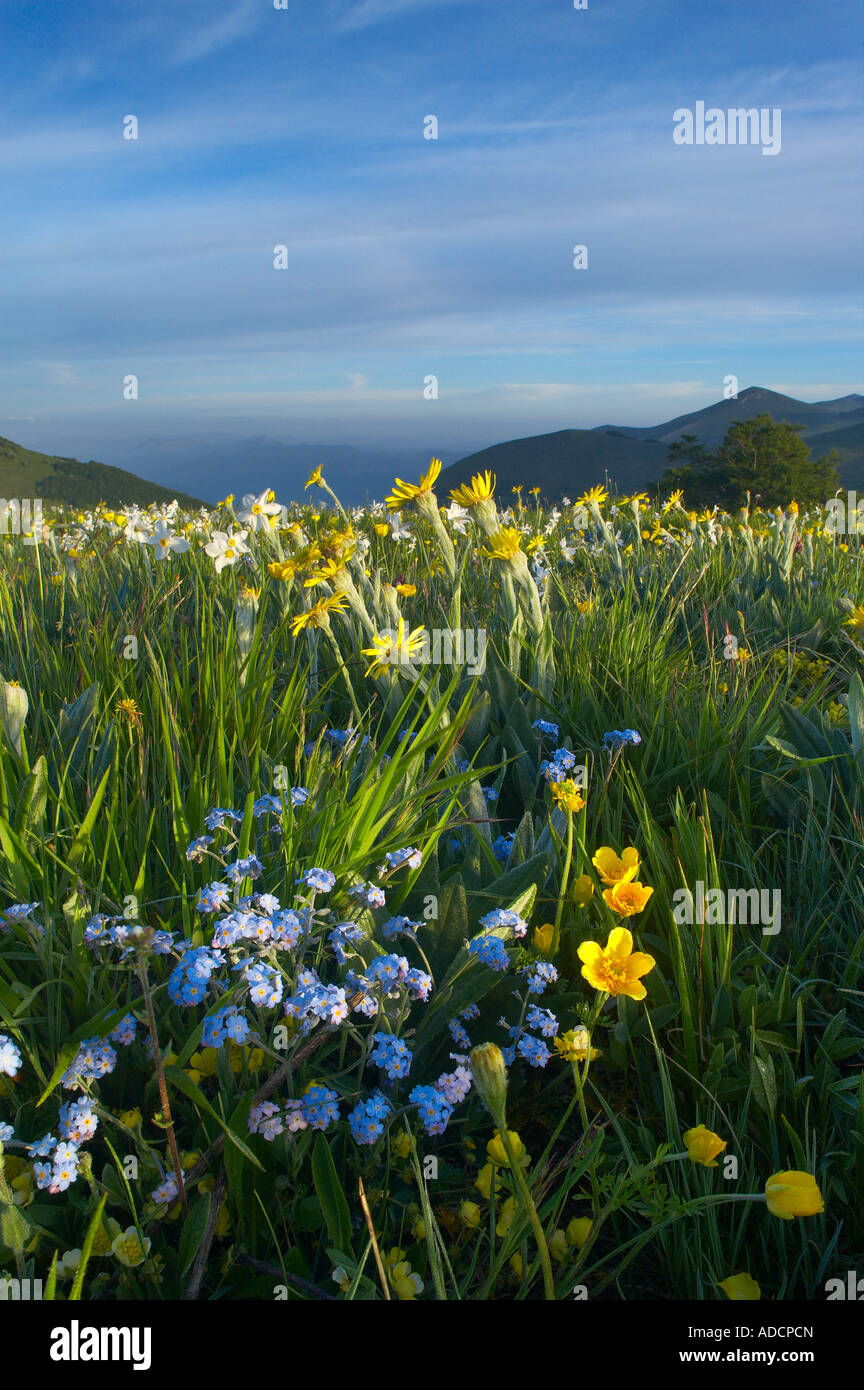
top-left (2, 387), bottom-right (861, 510)
top-left (440, 387), bottom-right (864, 501)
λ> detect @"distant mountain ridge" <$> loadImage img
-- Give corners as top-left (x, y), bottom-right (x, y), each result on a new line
top-left (441, 387), bottom-right (864, 500)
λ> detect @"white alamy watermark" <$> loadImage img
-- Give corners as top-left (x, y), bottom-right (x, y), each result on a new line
top-left (49, 1321), bottom-right (152, 1371)
top-left (673, 102), bottom-right (781, 156)
top-left (672, 882), bottom-right (781, 935)
top-left (824, 491), bottom-right (864, 535)
top-left (825, 1272), bottom-right (864, 1300)
top-left (0, 1277), bottom-right (42, 1299)
top-left (0, 499), bottom-right (42, 545)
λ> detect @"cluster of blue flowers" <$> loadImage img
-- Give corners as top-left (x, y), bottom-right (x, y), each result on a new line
top-left (348, 1092), bottom-right (392, 1144)
top-left (469, 935), bottom-right (510, 971)
top-left (381, 847), bottom-right (423, 872)
top-left (369, 1034), bottom-right (413, 1080)
top-left (84, 915), bottom-right (174, 955)
top-left (522, 961), bottom-right (559, 995)
top-left (0, 902), bottom-right (44, 936)
top-left (110, 1014), bottom-right (138, 1047)
top-left (409, 1084), bottom-right (453, 1135)
top-left (601, 728), bottom-right (642, 750)
top-left (167, 945), bottom-right (223, 1006)
top-left (532, 719), bottom-right (560, 739)
top-left (247, 1084), bottom-right (341, 1140)
top-left (349, 881), bottom-right (387, 909)
top-left (380, 915), bottom-right (421, 942)
top-left (202, 1006), bottom-right (250, 1048)
top-left (226, 854), bottom-right (264, 884)
top-left (20, 1099), bottom-right (101, 1195)
top-left (479, 908), bottom-right (528, 938)
top-left (61, 1037), bottom-right (117, 1089)
top-left (493, 831), bottom-right (516, 862)
top-left (540, 746), bottom-right (579, 783)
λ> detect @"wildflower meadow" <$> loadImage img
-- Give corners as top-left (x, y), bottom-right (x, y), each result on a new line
top-left (0, 467), bottom-right (861, 1307)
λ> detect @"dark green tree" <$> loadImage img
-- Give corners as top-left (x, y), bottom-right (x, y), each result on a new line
top-left (658, 414), bottom-right (841, 508)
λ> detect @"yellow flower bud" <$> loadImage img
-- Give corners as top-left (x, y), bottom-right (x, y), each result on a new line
top-left (460, 1201), bottom-right (483, 1229)
top-left (532, 922), bottom-right (555, 956)
top-left (550, 1229), bottom-right (569, 1263)
top-left (486, 1129), bottom-right (528, 1169)
top-left (764, 1170), bottom-right (824, 1220)
top-left (566, 1216), bottom-right (593, 1249)
top-left (718, 1272), bottom-right (761, 1300)
top-left (470, 1043), bottom-right (508, 1120)
top-left (683, 1124), bottom-right (727, 1167)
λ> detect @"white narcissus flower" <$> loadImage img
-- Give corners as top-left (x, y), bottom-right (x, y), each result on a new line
top-left (444, 501), bottom-right (470, 534)
top-left (389, 513), bottom-right (412, 541)
top-left (143, 520), bottom-right (190, 561)
top-left (204, 529), bottom-right (250, 573)
top-left (237, 490), bottom-right (282, 532)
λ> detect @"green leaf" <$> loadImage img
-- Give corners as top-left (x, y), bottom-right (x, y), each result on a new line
top-left (178, 1194), bottom-right (212, 1277)
top-left (162, 1067), bottom-right (264, 1170)
top-left (66, 765), bottom-right (111, 872)
top-left (14, 755), bottom-right (48, 840)
top-left (749, 1047), bottom-right (777, 1118)
top-left (847, 671), bottom-right (864, 759)
top-left (69, 1194), bottom-right (108, 1301)
top-left (311, 1132), bottom-right (354, 1258)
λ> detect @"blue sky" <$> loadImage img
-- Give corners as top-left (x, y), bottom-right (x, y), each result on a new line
top-left (1, 0), bottom-right (862, 468)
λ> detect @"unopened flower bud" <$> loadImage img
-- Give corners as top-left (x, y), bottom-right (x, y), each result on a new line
top-left (469, 1042), bottom-right (508, 1121)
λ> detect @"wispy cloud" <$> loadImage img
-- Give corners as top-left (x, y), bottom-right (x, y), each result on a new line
top-left (330, 0), bottom-right (480, 31)
top-left (168, 0), bottom-right (261, 65)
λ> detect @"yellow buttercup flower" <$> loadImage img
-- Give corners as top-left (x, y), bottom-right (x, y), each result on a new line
top-left (592, 845), bottom-right (640, 886)
top-left (374, 522), bottom-right (389, 536)
top-left (577, 926), bottom-right (656, 1000)
top-left (386, 457), bottom-right (442, 511)
top-left (602, 879), bottom-right (654, 917)
top-left (185, 1049), bottom-right (219, 1083)
top-left (718, 1273), bottom-right (761, 1301)
top-left (553, 1027), bottom-right (600, 1063)
top-left (683, 1124), bottom-right (727, 1167)
top-left (764, 1171), bottom-right (825, 1220)
top-left (395, 583), bottom-right (417, 597)
top-left (450, 471), bottom-right (496, 507)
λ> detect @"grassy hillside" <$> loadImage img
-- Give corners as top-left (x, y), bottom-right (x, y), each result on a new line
top-left (0, 437), bottom-right (207, 509)
top-left (440, 427), bottom-right (667, 500)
